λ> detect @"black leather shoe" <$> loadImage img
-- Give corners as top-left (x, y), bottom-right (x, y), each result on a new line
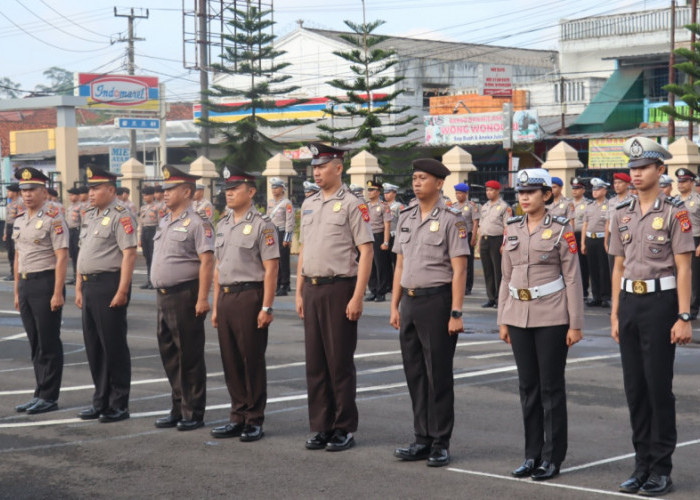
top-left (78, 406), bottom-right (101, 420)
top-left (325, 430), bottom-right (355, 451)
top-left (26, 399), bottom-right (58, 415)
top-left (600, 300), bottom-right (611, 308)
top-left (511, 458), bottom-right (538, 478)
top-left (65, 278), bottom-right (76, 285)
top-left (427, 445), bottom-right (450, 467)
top-left (374, 294), bottom-right (386, 302)
top-left (15, 398), bottom-right (39, 412)
top-left (364, 294), bottom-right (377, 302)
top-left (619, 472), bottom-right (649, 494)
top-left (240, 425), bottom-right (264, 442)
top-left (586, 299), bottom-right (601, 307)
top-left (275, 287), bottom-right (288, 297)
top-left (305, 431), bottom-right (331, 450)
top-left (139, 282), bottom-right (151, 289)
top-left (481, 300), bottom-right (496, 308)
top-left (3, 274), bottom-right (14, 281)
top-left (464, 290), bottom-right (472, 296)
top-left (639, 474), bottom-right (672, 497)
top-left (211, 422), bottom-right (244, 438)
top-left (394, 443), bottom-right (430, 461)
top-left (154, 414), bottom-right (181, 428)
top-left (176, 419), bottom-right (203, 431)
top-left (99, 408), bottom-right (130, 423)
top-left (531, 461), bottom-right (559, 481)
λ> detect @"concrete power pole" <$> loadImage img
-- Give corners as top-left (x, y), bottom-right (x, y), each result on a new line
top-left (198, 0), bottom-right (210, 157)
top-left (114, 7), bottom-right (149, 160)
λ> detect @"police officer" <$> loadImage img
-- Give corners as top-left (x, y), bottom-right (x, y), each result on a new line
top-left (570, 178), bottom-right (591, 302)
top-left (153, 185), bottom-right (167, 220)
top-left (580, 178), bottom-right (611, 307)
top-left (478, 180), bottom-right (512, 308)
top-left (390, 159), bottom-right (468, 468)
top-left (498, 168), bottom-right (583, 481)
top-left (296, 142), bottom-right (373, 452)
top-left (660, 175), bottom-right (673, 197)
top-left (453, 183), bottom-right (479, 295)
top-left (116, 187), bottom-right (137, 217)
top-left (605, 173), bottom-right (633, 272)
top-left (266, 177), bottom-right (295, 296)
top-left (675, 168), bottom-right (700, 319)
top-left (193, 184), bottom-right (214, 220)
top-left (349, 183), bottom-right (365, 200)
top-left (382, 182), bottom-right (403, 287)
top-left (303, 181), bottom-right (320, 198)
top-left (65, 187), bottom-right (82, 285)
top-left (76, 166), bottom-right (137, 423)
top-left (138, 186), bottom-right (159, 290)
top-left (11, 168), bottom-right (69, 415)
top-left (609, 137), bottom-right (693, 496)
top-left (4, 183), bottom-right (24, 280)
top-left (547, 177), bottom-right (574, 219)
top-left (695, 177), bottom-right (700, 196)
top-left (210, 166), bottom-right (279, 442)
top-left (150, 165), bottom-right (214, 431)
top-left (365, 180), bottom-right (392, 302)
top-left (78, 185), bottom-right (90, 216)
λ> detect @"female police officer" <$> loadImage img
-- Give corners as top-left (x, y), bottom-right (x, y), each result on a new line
top-left (497, 168), bottom-right (583, 481)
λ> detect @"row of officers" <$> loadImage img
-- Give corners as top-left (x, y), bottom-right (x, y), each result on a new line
top-left (8, 137), bottom-right (692, 497)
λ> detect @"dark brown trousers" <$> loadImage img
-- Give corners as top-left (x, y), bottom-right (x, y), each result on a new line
top-left (156, 283), bottom-right (206, 421)
top-left (302, 279), bottom-right (358, 433)
top-left (216, 287), bottom-right (268, 426)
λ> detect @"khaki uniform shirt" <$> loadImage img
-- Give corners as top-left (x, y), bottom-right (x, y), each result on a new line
top-left (155, 201), bottom-right (168, 221)
top-left (497, 214), bottom-right (584, 329)
top-left (12, 202), bottom-right (68, 273)
top-left (606, 193), bottom-right (632, 220)
top-left (215, 206), bottom-right (280, 283)
top-left (608, 194), bottom-right (695, 280)
top-left (388, 200), bottom-right (404, 236)
top-left (368, 200), bottom-right (392, 234)
top-left (393, 200), bottom-right (470, 289)
top-left (479, 198), bottom-right (512, 236)
top-left (79, 201), bottom-right (90, 220)
top-left (453, 200), bottom-right (480, 234)
top-left (139, 201), bottom-right (159, 227)
top-left (77, 199), bottom-right (137, 274)
top-left (300, 184), bottom-right (374, 278)
top-left (66, 202), bottom-right (82, 229)
top-left (583, 199), bottom-right (610, 234)
top-left (150, 205), bottom-right (214, 288)
top-left (572, 197), bottom-right (591, 232)
top-left (548, 196), bottom-right (574, 219)
top-left (125, 200), bottom-right (137, 218)
top-left (266, 197), bottom-right (295, 241)
top-left (679, 192), bottom-right (700, 237)
top-left (7, 198), bottom-right (25, 224)
top-left (193, 198), bottom-right (214, 220)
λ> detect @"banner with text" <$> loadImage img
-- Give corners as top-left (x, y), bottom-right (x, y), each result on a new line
top-left (589, 138), bottom-right (628, 169)
top-left (75, 73), bottom-right (159, 111)
top-left (424, 110), bottom-right (541, 146)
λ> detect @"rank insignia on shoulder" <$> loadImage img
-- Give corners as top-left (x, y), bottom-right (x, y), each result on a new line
top-left (616, 199), bottom-right (633, 209)
top-left (261, 214), bottom-right (271, 221)
top-left (552, 215), bottom-right (569, 225)
top-left (114, 205), bottom-right (126, 212)
top-left (507, 215), bottom-right (524, 224)
top-left (447, 206), bottom-right (461, 216)
top-left (400, 205), bottom-right (416, 214)
top-left (665, 196), bottom-right (683, 207)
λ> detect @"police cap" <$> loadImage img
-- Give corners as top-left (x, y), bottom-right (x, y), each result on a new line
top-left (412, 158), bottom-right (450, 179)
top-left (15, 167), bottom-right (49, 189)
top-left (623, 137), bottom-right (672, 168)
top-left (308, 142), bottom-right (347, 166)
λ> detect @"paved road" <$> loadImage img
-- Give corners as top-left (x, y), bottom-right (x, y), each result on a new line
top-left (1, 257), bottom-right (699, 499)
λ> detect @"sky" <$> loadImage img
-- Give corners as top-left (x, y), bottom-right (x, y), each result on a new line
top-left (0, 0), bottom-right (674, 103)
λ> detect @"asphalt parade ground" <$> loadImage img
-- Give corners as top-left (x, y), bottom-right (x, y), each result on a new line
top-left (1, 256), bottom-right (699, 499)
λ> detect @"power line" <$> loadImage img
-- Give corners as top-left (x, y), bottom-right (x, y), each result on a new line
top-left (14, 0), bottom-right (107, 44)
top-left (37, 0), bottom-right (112, 39)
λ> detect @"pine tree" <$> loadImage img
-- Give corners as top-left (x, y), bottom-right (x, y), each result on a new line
top-left (198, 3), bottom-right (310, 170)
top-left (317, 19), bottom-right (417, 163)
top-left (662, 23), bottom-right (700, 133)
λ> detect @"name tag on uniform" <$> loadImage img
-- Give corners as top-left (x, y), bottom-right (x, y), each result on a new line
top-left (618, 226), bottom-right (628, 232)
top-left (508, 236), bottom-right (518, 241)
top-left (401, 227), bottom-right (410, 232)
top-left (174, 227), bottom-right (188, 232)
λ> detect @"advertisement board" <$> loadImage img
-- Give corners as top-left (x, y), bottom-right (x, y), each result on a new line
top-left (424, 110), bottom-right (541, 146)
top-left (75, 73), bottom-right (159, 111)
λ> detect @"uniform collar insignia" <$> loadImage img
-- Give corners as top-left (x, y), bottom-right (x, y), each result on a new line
top-left (338, 189), bottom-right (345, 197)
top-left (431, 207), bottom-right (439, 217)
top-left (180, 211), bottom-right (187, 220)
top-left (653, 198), bottom-right (661, 211)
top-left (37, 210), bottom-right (43, 218)
top-left (246, 211), bottom-right (252, 221)
top-left (543, 213), bottom-right (551, 226)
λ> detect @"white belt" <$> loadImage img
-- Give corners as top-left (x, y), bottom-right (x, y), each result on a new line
top-left (621, 276), bottom-right (676, 295)
top-left (585, 232), bottom-right (605, 239)
top-left (509, 276), bottom-right (565, 301)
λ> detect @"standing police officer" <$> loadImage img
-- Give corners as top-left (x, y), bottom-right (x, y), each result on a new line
top-left (675, 168), bottom-right (700, 319)
top-left (65, 187), bottom-right (82, 285)
top-left (571, 178), bottom-right (591, 299)
top-left (453, 183), bottom-right (479, 295)
top-left (547, 177), bottom-right (574, 219)
top-left (150, 165), bottom-right (214, 431)
top-left (478, 180), bottom-right (512, 308)
top-left (609, 137), bottom-right (693, 496)
top-left (365, 180), bottom-right (392, 302)
top-left (12, 168), bottom-right (69, 415)
top-left (581, 178), bottom-right (611, 307)
top-left (76, 166), bottom-right (137, 423)
top-left (211, 166), bottom-right (279, 442)
top-left (138, 185), bottom-right (158, 290)
top-left (267, 177), bottom-right (294, 297)
top-left (382, 182), bottom-right (403, 286)
top-left (296, 142), bottom-right (373, 452)
top-left (390, 159), bottom-right (468, 468)
top-left (4, 183), bottom-right (23, 281)
top-left (193, 184), bottom-right (214, 220)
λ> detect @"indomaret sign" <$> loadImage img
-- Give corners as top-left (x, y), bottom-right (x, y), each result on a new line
top-left (75, 73), bottom-right (159, 111)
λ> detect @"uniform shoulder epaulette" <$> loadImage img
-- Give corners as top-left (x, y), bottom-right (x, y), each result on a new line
top-left (400, 205), bottom-right (415, 214)
top-left (664, 196), bottom-right (683, 207)
top-left (446, 206), bottom-right (461, 216)
top-left (616, 198), bottom-right (633, 209)
top-left (507, 215), bottom-right (524, 224)
top-left (114, 204), bottom-right (126, 212)
top-left (85, 205), bottom-right (96, 212)
top-left (260, 213), bottom-right (271, 221)
top-left (552, 215), bottom-right (569, 225)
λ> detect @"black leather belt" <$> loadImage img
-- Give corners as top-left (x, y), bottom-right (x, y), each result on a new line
top-left (220, 281), bottom-right (263, 294)
top-left (20, 270), bottom-right (54, 280)
top-left (305, 276), bottom-right (355, 285)
top-left (403, 284), bottom-right (451, 297)
top-left (482, 235), bottom-right (502, 239)
top-left (81, 271), bottom-right (120, 282)
top-left (157, 279), bottom-right (199, 295)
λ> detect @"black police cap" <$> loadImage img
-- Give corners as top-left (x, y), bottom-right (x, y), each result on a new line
top-left (412, 158), bottom-right (450, 179)
top-left (308, 142), bottom-right (347, 166)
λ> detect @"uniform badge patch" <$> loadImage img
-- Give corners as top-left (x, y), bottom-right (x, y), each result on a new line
top-left (456, 222), bottom-right (467, 239)
top-left (265, 233), bottom-right (275, 246)
top-left (53, 222), bottom-right (63, 235)
top-left (542, 229), bottom-right (552, 240)
top-left (358, 203), bottom-right (370, 222)
top-left (622, 216), bottom-right (631, 224)
top-left (429, 221), bottom-right (439, 232)
top-left (35, 220), bottom-right (43, 229)
top-left (101, 216), bottom-right (110, 226)
top-left (286, 203), bottom-right (293, 214)
top-left (675, 210), bottom-right (692, 232)
top-left (204, 224), bottom-right (213, 238)
top-left (563, 231), bottom-right (577, 254)
top-left (652, 217), bottom-right (664, 230)
top-left (243, 224), bottom-right (253, 235)
top-left (120, 216), bottom-right (134, 234)
top-left (45, 206), bottom-right (58, 218)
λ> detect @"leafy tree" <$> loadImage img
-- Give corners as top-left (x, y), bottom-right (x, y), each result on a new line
top-left (197, 3), bottom-right (310, 170)
top-left (317, 19), bottom-right (417, 164)
top-left (0, 77), bottom-right (21, 98)
top-left (662, 23), bottom-right (700, 136)
top-left (34, 66), bottom-right (74, 95)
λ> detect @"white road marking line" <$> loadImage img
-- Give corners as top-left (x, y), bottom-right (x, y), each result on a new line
top-left (561, 437), bottom-right (700, 474)
top-left (0, 333), bottom-right (27, 342)
top-left (468, 352), bottom-right (512, 360)
top-left (448, 467), bottom-right (633, 498)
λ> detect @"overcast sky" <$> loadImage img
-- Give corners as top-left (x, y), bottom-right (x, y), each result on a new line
top-left (0, 0), bottom-right (674, 102)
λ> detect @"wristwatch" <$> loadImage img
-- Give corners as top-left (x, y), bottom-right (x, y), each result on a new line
top-left (261, 306), bottom-right (273, 315)
top-left (678, 312), bottom-right (691, 322)
top-left (450, 310), bottom-right (463, 319)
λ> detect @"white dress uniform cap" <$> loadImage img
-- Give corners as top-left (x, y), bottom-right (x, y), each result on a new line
top-left (382, 182), bottom-right (399, 192)
top-left (270, 177), bottom-right (286, 188)
top-left (303, 181), bottom-right (320, 192)
top-left (515, 168), bottom-right (552, 191)
top-left (659, 174), bottom-right (673, 187)
top-left (349, 183), bottom-right (364, 193)
top-left (590, 177), bottom-right (610, 189)
top-left (623, 137), bottom-right (672, 168)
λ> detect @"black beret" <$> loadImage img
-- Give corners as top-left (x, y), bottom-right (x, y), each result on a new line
top-left (412, 158), bottom-right (450, 179)
top-left (142, 186), bottom-right (155, 195)
top-left (67, 187), bottom-right (81, 195)
top-left (7, 183), bottom-right (20, 192)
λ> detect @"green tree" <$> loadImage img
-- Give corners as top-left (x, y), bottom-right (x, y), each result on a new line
top-left (662, 23), bottom-right (700, 135)
top-left (0, 77), bottom-right (21, 98)
top-left (317, 19), bottom-right (417, 163)
top-left (198, 3), bottom-right (310, 170)
top-left (34, 66), bottom-right (74, 95)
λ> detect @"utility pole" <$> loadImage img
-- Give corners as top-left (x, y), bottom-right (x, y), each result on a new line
top-left (669, 0), bottom-right (676, 142)
top-left (690, 0), bottom-right (697, 140)
top-left (198, 0), bottom-right (210, 157)
top-left (559, 76), bottom-right (566, 135)
top-left (362, 0), bottom-right (373, 111)
top-left (114, 7), bottom-right (149, 160)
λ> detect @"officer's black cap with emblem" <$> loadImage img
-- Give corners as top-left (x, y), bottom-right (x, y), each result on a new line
top-left (7, 183), bottom-right (20, 192)
top-left (162, 164), bottom-right (201, 190)
top-left (115, 187), bottom-right (126, 195)
top-left (308, 142), bottom-right (347, 166)
top-left (142, 185), bottom-right (155, 195)
top-left (222, 165), bottom-right (256, 189)
top-left (676, 168), bottom-right (697, 181)
top-left (412, 158), bottom-right (450, 179)
top-left (366, 180), bottom-right (382, 190)
top-left (14, 167), bottom-right (50, 190)
top-left (86, 165), bottom-right (122, 186)
top-left (47, 187), bottom-right (59, 197)
top-left (67, 187), bottom-right (81, 195)
top-left (623, 137), bottom-right (672, 169)
top-left (570, 177), bottom-right (585, 189)
top-left (78, 185), bottom-right (89, 194)
top-left (153, 185), bottom-right (163, 193)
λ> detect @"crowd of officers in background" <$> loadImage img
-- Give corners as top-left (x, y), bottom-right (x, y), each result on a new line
top-left (3, 136), bottom-right (695, 496)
